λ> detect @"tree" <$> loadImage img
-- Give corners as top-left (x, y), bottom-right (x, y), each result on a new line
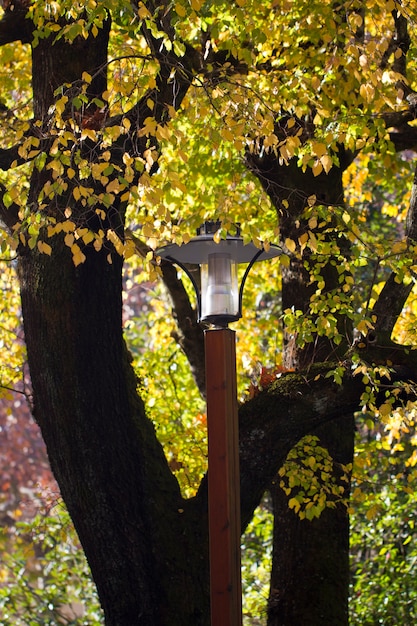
top-left (1, 1), bottom-right (417, 624)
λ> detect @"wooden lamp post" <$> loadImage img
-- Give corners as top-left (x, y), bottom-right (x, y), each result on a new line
top-left (157, 222), bottom-right (281, 626)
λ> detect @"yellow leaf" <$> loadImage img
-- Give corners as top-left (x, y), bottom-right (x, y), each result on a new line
top-left (356, 319), bottom-right (373, 334)
top-left (264, 133), bottom-right (278, 148)
top-left (285, 237), bottom-right (296, 253)
top-left (280, 143), bottom-right (293, 161)
top-left (378, 402), bottom-right (392, 417)
top-left (123, 153), bottom-right (134, 166)
top-left (94, 238), bottom-right (103, 252)
top-left (392, 240), bottom-right (407, 254)
top-left (366, 504), bottom-right (379, 520)
top-left (312, 160), bottom-right (323, 177)
top-left (55, 96), bottom-right (68, 116)
top-left (64, 233), bottom-right (75, 248)
top-left (107, 229), bottom-right (124, 255)
top-left (37, 241), bottom-right (52, 255)
top-left (311, 76), bottom-right (321, 90)
top-left (124, 239), bottom-right (136, 259)
top-left (175, 2), bottom-right (186, 17)
top-left (47, 159), bottom-right (63, 173)
top-left (311, 142), bottom-right (327, 157)
top-left (138, 2), bottom-right (151, 18)
top-left (288, 497), bottom-right (301, 512)
top-left (106, 178), bottom-right (122, 194)
top-left (82, 230), bottom-right (94, 245)
top-left (81, 128), bottom-right (97, 141)
top-left (321, 154), bottom-right (333, 174)
top-left (62, 220), bottom-right (75, 233)
top-left (71, 244), bottom-right (86, 266)
top-left (360, 83), bottom-right (375, 103)
top-left (308, 231), bottom-right (317, 251)
top-left (156, 124), bottom-right (171, 140)
top-left (221, 127), bottom-right (235, 142)
top-left (280, 253), bottom-right (290, 267)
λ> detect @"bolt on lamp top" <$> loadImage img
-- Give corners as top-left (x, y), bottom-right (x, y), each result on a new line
top-left (156, 221), bottom-right (281, 327)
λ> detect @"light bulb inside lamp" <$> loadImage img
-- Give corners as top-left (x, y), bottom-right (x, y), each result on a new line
top-left (200, 253), bottom-right (239, 324)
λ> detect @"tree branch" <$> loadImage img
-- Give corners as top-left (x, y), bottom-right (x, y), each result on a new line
top-left (389, 125), bottom-right (417, 152)
top-left (391, 7), bottom-right (411, 78)
top-left (197, 337), bottom-right (417, 530)
top-left (372, 162), bottom-right (417, 335)
top-left (160, 260), bottom-right (206, 397)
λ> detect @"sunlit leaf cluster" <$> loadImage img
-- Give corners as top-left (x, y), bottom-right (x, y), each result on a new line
top-left (278, 435), bottom-right (352, 520)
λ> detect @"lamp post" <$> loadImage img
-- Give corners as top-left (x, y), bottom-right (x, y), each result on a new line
top-left (157, 221), bottom-right (281, 626)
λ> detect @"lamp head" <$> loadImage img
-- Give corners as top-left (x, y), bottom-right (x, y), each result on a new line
top-left (157, 222), bottom-right (281, 326)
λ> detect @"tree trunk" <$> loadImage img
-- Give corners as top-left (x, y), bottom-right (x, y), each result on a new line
top-left (267, 416), bottom-right (354, 626)
top-left (18, 237), bottom-right (211, 625)
top-left (246, 149), bottom-right (354, 625)
top-left (20, 20), bottom-right (211, 626)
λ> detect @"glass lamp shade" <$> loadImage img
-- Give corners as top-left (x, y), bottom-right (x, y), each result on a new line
top-left (200, 253), bottom-right (239, 324)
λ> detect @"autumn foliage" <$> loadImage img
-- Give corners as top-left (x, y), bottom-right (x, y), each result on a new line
top-left (1, 0), bottom-right (417, 624)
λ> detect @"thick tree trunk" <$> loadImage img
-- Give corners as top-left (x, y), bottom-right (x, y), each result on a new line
top-left (267, 416), bottom-right (354, 626)
top-left (246, 150), bottom-right (354, 625)
top-left (20, 18), bottom-right (211, 626)
top-left (18, 239), bottom-right (211, 625)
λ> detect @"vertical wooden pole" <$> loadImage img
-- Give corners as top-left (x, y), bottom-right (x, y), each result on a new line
top-left (205, 327), bottom-right (243, 626)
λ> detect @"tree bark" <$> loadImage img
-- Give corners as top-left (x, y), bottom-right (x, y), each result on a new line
top-left (18, 16), bottom-right (211, 626)
top-left (18, 237), bottom-right (213, 625)
top-left (246, 148), bottom-right (354, 626)
top-left (268, 416), bottom-right (354, 626)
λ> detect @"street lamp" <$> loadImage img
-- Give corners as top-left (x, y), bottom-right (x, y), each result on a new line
top-left (157, 221), bottom-right (281, 626)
